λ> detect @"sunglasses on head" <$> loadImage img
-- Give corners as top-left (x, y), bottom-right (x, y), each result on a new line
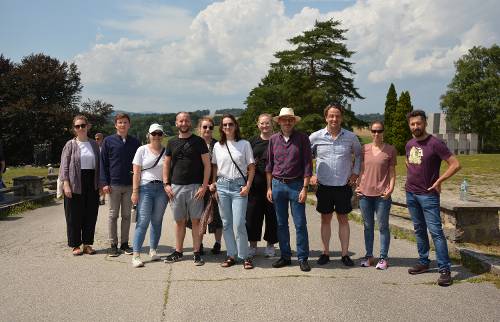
top-left (150, 131), bottom-right (163, 136)
top-left (222, 123), bottom-right (235, 128)
top-left (371, 129), bottom-right (384, 134)
top-left (74, 124), bottom-right (87, 129)
top-left (202, 125), bottom-right (214, 130)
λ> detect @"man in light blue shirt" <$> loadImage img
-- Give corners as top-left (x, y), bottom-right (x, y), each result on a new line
top-left (310, 103), bottom-right (362, 267)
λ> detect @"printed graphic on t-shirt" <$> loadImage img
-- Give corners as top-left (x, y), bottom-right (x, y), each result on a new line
top-left (408, 146), bottom-right (423, 165)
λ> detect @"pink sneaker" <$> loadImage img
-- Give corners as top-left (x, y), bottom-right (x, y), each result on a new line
top-left (360, 257), bottom-right (375, 267)
top-left (376, 259), bottom-right (388, 270)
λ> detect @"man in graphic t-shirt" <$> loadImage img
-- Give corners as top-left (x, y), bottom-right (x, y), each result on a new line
top-left (405, 110), bottom-right (461, 287)
top-left (163, 112), bottom-right (211, 266)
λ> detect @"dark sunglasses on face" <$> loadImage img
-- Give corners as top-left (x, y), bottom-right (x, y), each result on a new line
top-left (371, 129), bottom-right (384, 134)
top-left (150, 131), bottom-right (163, 136)
top-left (74, 124), bottom-right (87, 129)
top-left (222, 123), bottom-right (235, 128)
top-left (202, 125), bottom-right (214, 130)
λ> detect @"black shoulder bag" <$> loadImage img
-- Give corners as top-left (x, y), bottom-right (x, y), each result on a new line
top-left (142, 148), bottom-right (165, 171)
top-left (225, 143), bottom-right (247, 183)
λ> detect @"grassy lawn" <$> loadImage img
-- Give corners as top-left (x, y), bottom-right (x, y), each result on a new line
top-left (2, 167), bottom-right (56, 187)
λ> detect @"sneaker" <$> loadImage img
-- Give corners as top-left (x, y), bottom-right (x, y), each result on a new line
top-left (164, 251), bottom-right (183, 263)
top-left (437, 270), bottom-right (453, 286)
top-left (108, 244), bottom-right (120, 257)
top-left (272, 257), bottom-right (292, 268)
top-left (299, 260), bottom-right (311, 272)
top-left (120, 243), bottom-right (133, 255)
top-left (341, 255), bottom-right (354, 267)
top-left (149, 249), bottom-right (160, 261)
top-left (211, 242), bottom-right (221, 255)
top-left (264, 245), bottom-right (276, 257)
top-left (317, 254), bottom-right (330, 266)
top-left (248, 247), bottom-right (257, 258)
top-left (408, 263), bottom-right (430, 275)
top-left (361, 256), bottom-right (375, 267)
top-left (132, 256), bottom-right (144, 268)
top-left (375, 258), bottom-right (388, 270)
top-left (194, 252), bottom-right (205, 266)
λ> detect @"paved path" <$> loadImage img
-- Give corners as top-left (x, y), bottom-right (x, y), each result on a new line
top-left (0, 199), bottom-right (499, 322)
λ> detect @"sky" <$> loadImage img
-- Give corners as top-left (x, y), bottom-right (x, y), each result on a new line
top-left (1, 0), bottom-right (498, 115)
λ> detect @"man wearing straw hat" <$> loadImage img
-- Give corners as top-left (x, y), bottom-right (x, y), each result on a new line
top-left (266, 107), bottom-right (313, 272)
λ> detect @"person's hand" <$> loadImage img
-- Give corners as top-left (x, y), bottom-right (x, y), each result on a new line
top-left (381, 187), bottom-right (393, 199)
top-left (355, 186), bottom-right (363, 197)
top-left (298, 187), bottom-right (307, 204)
top-left (348, 174), bottom-right (359, 186)
top-left (131, 191), bottom-right (139, 205)
top-left (310, 175), bottom-right (318, 186)
top-left (209, 183), bottom-right (217, 192)
top-left (164, 184), bottom-right (175, 200)
top-left (103, 185), bottom-right (111, 194)
top-left (240, 185), bottom-right (250, 197)
top-left (266, 188), bottom-right (273, 203)
top-left (195, 185), bottom-right (208, 200)
top-left (63, 183), bottom-right (72, 199)
top-left (427, 181), bottom-right (441, 194)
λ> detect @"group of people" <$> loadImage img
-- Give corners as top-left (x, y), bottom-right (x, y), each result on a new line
top-left (60, 103), bottom-right (460, 287)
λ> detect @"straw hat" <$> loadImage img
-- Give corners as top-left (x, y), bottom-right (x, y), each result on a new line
top-left (273, 107), bottom-right (301, 122)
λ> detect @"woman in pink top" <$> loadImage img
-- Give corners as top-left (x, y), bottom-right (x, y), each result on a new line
top-left (356, 121), bottom-right (396, 270)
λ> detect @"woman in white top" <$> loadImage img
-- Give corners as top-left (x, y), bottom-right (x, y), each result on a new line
top-left (59, 115), bottom-right (100, 256)
top-left (130, 124), bottom-right (168, 268)
top-left (210, 114), bottom-right (255, 269)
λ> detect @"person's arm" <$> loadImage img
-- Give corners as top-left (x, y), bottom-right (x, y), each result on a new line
top-left (349, 135), bottom-right (362, 185)
top-left (309, 134), bottom-right (318, 186)
top-left (163, 155), bottom-right (174, 200)
top-left (100, 139), bottom-right (112, 194)
top-left (427, 155), bottom-right (461, 193)
top-left (299, 135), bottom-right (313, 203)
top-left (194, 153), bottom-right (211, 199)
top-left (265, 138), bottom-right (274, 203)
top-left (210, 164), bottom-right (218, 192)
top-left (131, 164), bottom-right (141, 205)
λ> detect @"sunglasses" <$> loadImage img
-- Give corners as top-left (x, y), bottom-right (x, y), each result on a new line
top-left (371, 129), bottom-right (384, 134)
top-left (202, 125), bottom-right (214, 130)
top-left (222, 123), bottom-right (235, 128)
top-left (74, 124), bottom-right (87, 129)
top-left (150, 131), bottom-right (163, 136)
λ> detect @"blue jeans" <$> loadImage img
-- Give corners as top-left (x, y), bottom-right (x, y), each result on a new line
top-left (359, 196), bottom-right (391, 259)
top-left (406, 192), bottom-right (451, 272)
top-left (133, 182), bottom-right (168, 253)
top-left (272, 179), bottom-right (309, 261)
top-left (217, 177), bottom-right (249, 260)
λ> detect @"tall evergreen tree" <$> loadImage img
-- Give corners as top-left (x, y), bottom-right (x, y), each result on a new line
top-left (383, 83), bottom-right (398, 146)
top-left (392, 91), bottom-right (413, 155)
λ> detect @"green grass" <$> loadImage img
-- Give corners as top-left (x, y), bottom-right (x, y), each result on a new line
top-left (2, 167), bottom-right (56, 187)
top-left (0, 198), bottom-right (54, 218)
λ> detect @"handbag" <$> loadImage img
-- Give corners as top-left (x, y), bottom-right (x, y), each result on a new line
top-left (56, 176), bottom-right (64, 199)
top-left (199, 192), bottom-right (215, 236)
top-left (225, 143), bottom-right (247, 183)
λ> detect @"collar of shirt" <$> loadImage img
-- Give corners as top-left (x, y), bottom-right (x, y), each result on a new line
top-left (323, 127), bottom-right (345, 140)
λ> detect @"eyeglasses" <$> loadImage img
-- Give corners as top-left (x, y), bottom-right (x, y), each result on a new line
top-left (95, 137), bottom-right (101, 141)
top-left (371, 129), bottom-right (384, 134)
top-left (74, 124), bottom-right (87, 129)
top-left (150, 131), bottom-right (163, 136)
top-left (202, 125), bottom-right (214, 130)
top-left (222, 123), bottom-right (235, 128)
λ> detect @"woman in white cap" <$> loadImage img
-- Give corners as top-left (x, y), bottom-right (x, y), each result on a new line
top-left (130, 123), bottom-right (168, 267)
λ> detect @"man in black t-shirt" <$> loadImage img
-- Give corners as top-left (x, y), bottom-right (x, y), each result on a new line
top-left (163, 112), bottom-right (211, 266)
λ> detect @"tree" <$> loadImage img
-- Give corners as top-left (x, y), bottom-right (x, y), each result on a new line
top-left (80, 99), bottom-right (114, 136)
top-left (391, 91), bottom-right (413, 155)
top-left (240, 19), bottom-right (363, 136)
top-left (440, 45), bottom-right (500, 152)
top-left (383, 83), bottom-right (398, 146)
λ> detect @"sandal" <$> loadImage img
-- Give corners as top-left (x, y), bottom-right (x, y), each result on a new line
top-left (243, 258), bottom-right (254, 270)
top-left (83, 245), bottom-right (96, 255)
top-left (72, 247), bottom-right (83, 256)
top-left (221, 257), bottom-right (236, 268)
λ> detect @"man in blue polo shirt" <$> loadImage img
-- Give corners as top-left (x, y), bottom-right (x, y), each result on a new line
top-left (100, 113), bottom-right (141, 257)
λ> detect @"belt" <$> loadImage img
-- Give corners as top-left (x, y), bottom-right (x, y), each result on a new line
top-left (273, 176), bottom-right (302, 184)
top-left (149, 180), bottom-right (163, 184)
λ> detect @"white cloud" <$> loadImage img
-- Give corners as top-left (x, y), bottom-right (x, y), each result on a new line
top-left (74, 0), bottom-right (500, 112)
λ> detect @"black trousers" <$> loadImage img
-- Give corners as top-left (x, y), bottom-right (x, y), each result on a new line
top-left (64, 170), bottom-right (99, 247)
top-left (246, 187), bottom-right (278, 244)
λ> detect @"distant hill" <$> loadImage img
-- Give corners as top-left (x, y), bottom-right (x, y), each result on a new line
top-left (214, 108), bottom-right (244, 116)
top-left (356, 113), bottom-right (384, 124)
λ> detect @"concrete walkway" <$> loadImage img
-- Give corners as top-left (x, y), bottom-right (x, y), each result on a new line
top-left (0, 199), bottom-right (499, 322)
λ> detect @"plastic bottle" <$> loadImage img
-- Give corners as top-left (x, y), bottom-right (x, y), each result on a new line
top-left (131, 205), bottom-right (137, 223)
top-left (459, 178), bottom-right (468, 201)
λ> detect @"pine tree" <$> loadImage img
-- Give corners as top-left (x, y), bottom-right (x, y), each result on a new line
top-left (383, 83), bottom-right (397, 146)
top-left (392, 91), bottom-right (413, 155)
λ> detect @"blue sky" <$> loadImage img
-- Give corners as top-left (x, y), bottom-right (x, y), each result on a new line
top-left (1, 0), bottom-right (498, 115)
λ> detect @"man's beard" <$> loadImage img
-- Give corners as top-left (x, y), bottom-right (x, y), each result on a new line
top-left (178, 126), bottom-right (190, 133)
top-left (412, 128), bottom-right (423, 137)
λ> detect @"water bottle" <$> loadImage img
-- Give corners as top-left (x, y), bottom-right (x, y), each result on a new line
top-left (459, 179), bottom-right (468, 201)
top-left (131, 205), bottom-right (137, 223)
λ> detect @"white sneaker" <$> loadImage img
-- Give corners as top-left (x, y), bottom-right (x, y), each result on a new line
top-left (264, 245), bottom-right (276, 257)
top-left (149, 249), bottom-right (160, 261)
top-left (132, 256), bottom-right (144, 268)
top-left (248, 247), bottom-right (257, 257)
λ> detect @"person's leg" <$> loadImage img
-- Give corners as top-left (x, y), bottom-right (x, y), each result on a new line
top-left (246, 190), bottom-right (264, 247)
top-left (375, 197), bottom-right (391, 259)
top-left (191, 219), bottom-right (202, 252)
top-left (188, 184), bottom-right (205, 253)
top-left (133, 184), bottom-right (153, 254)
top-left (272, 179), bottom-right (291, 260)
top-left (149, 184), bottom-right (168, 251)
top-left (217, 180), bottom-right (237, 258)
top-left (82, 186), bottom-right (99, 246)
top-left (64, 194), bottom-right (83, 248)
top-left (335, 185), bottom-right (353, 257)
top-left (419, 194), bottom-right (451, 272)
top-left (108, 187), bottom-right (121, 246)
top-left (233, 180), bottom-right (249, 260)
top-left (288, 181), bottom-right (309, 261)
top-left (320, 213), bottom-right (333, 254)
top-left (263, 193), bottom-right (278, 245)
top-left (120, 185), bottom-right (133, 245)
top-left (406, 192), bottom-right (431, 267)
top-left (359, 196), bottom-right (375, 258)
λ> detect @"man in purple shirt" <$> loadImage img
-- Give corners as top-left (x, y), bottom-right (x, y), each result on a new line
top-left (405, 110), bottom-right (460, 287)
top-left (266, 107), bottom-right (313, 272)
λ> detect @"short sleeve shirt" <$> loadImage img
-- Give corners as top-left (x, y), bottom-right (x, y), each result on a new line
top-left (405, 135), bottom-right (452, 194)
top-left (358, 143), bottom-right (397, 196)
top-left (133, 145), bottom-right (166, 185)
top-left (166, 135), bottom-right (209, 185)
top-left (212, 140), bottom-right (255, 180)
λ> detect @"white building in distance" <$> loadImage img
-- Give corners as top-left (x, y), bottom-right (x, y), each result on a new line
top-left (426, 113), bottom-right (478, 154)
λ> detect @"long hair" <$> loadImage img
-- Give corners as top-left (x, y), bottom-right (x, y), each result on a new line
top-left (219, 114), bottom-right (241, 145)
